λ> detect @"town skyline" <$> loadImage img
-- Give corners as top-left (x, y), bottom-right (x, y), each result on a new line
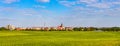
top-left (0, 0), bottom-right (120, 27)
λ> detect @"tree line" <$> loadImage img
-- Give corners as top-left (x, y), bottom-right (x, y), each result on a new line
top-left (0, 27), bottom-right (120, 31)
top-left (73, 27), bottom-right (120, 31)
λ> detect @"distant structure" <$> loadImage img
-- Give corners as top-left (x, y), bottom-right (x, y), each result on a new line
top-left (7, 23), bottom-right (73, 31)
top-left (15, 27), bottom-right (26, 31)
top-left (6, 24), bottom-right (15, 30)
top-left (57, 23), bottom-right (65, 30)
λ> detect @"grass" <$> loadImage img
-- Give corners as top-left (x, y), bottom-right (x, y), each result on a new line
top-left (0, 31), bottom-right (120, 46)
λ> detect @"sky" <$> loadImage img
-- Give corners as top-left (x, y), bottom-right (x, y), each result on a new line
top-left (0, 0), bottom-right (120, 27)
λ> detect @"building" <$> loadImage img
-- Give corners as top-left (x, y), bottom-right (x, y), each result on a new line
top-left (6, 24), bottom-right (15, 30)
top-left (31, 27), bottom-right (41, 30)
top-left (65, 27), bottom-right (73, 31)
top-left (15, 27), bottom-right (26, 31)
top-left (57, 23), bottom-right (65, 30)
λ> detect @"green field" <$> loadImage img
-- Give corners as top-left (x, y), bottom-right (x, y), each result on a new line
top-left (0, 31), bottom-right (120, 46)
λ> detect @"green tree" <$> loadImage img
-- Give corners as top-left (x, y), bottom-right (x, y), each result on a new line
top-left (0, 27), bottom-right (8, 31)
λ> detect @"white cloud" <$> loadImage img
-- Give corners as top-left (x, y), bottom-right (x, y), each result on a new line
top-left (87, 3), bottom-right (110, 8)
top-left (34, 5), bottom-right (46, 8)
top-left (58, 7), bottom-right (120, 27)
top-left (1, 0), bottom-right (20, 4)
top-left (36, 0), bottom-right (50, 3)
top-left (79, 0), bottom-right (98, 4)
top-left (59, 1), bottom-right (76, 7)
top-left (0, 18), bottom-right (14, 21)
top-left (58, 0), bottom-right (120, 9)
top-left (0, 7), bottom-right (58, 27)
top-left (79, 0), bottom-right (120, 9)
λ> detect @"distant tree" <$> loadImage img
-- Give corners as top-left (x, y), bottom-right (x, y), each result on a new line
top-left (99, 27), bottom-right (120, 32)
top-left (73, 27), bottom-right (80, 31)
top-left (87, 27), bottom-right (97, 31)
top-left (0, 27), bottom-right (8, 31)
top-left (111, 27), bottom-right (120, 31)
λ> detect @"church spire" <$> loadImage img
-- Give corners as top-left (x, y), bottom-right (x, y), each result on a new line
top-left (60, 23), bottom-right (63, 27)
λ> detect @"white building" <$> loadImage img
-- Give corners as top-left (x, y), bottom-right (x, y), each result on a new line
top-left (6, 24), bottom-right (15, 30)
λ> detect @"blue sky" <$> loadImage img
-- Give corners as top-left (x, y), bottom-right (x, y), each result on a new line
top-left (0, 0), bottom-right (120, 27)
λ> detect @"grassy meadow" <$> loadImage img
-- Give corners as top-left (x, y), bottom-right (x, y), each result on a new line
top-left (0, 31), bottom-right (120, 46)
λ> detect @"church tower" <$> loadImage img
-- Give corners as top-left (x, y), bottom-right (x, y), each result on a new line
top-left (57, 23), bottom-right (64, 30)
top-left (60, 23), bottom-right (63, 27)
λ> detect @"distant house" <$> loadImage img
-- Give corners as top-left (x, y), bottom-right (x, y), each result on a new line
top-left (31, 27), bottom-right (41, 30)
top-left (44, 27), bottom-right (49, 31)
top-left (65, 27), bottom-right (73, 31)
top-left (15, 27), bottom-right (26, 31)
